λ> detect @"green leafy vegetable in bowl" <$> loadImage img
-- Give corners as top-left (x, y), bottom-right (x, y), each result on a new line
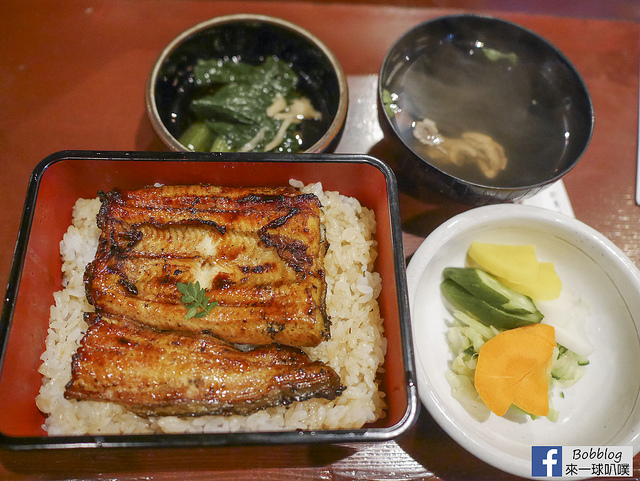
top-left (179, 56), bottom-right (322, 153)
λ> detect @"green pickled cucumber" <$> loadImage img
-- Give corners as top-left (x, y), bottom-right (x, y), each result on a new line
top-left (178, 121), bottom-right (214, 152)
top-left (441, 279), bottom-right (543, 330)
top-left (443, 267), bottom-right (541, 315)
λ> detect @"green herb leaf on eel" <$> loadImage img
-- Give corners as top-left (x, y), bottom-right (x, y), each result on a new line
top-left (177, 281), bottom-right (218, 320)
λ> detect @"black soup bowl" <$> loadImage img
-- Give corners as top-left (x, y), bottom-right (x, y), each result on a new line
top-left (147, 14), bottom-right (348, 154)
top-left (378, 14), bottom-right (594, 205)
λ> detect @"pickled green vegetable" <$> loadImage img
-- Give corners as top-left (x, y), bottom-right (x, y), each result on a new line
top-left (443, 267), bottom-right (540, 315)
top-left (441, 278), bottom-right (543, 330)
top-left (178, 122), bottom-right (214, 152)
top-left (178, 56), bottom-right (317, 153)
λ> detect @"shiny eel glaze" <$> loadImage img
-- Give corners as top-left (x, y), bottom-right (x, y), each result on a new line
top-left (65, 184), bottom-right (343, 417)
top-left (84, 184), bottom-right (330, 347)
top-left (65, 313), bottom-right (343, 417)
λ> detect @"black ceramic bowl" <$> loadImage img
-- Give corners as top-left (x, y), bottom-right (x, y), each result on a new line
top-left (378, 14), bottom-right (594, 205)
top-left (147, 14), bottom-right (348, 153)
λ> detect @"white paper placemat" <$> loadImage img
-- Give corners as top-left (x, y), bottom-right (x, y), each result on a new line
top-left (519, 180), bottom-right (575, 218)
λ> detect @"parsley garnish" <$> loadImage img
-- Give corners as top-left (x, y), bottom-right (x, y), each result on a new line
top-left (177, 281), bottom-right (217, 319)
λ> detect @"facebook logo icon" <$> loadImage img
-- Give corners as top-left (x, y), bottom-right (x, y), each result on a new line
top-left (532, 446), bottom-right (563, 477)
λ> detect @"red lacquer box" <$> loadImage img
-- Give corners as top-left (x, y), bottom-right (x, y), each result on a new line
top-left (0, 150), bottom-right (418, 449)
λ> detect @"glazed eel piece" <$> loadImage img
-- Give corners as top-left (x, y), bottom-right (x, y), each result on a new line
top-left (84, 184), bottom-right (330, 347)
top-left (65, 313), bottom-right (344, 417)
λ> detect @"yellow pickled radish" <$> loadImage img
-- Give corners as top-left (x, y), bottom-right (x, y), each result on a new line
top-left (467, 242), bottom-right (538, 284)
top-left (474, 323), bottom-right (556, 417)
top-left (467, 242), bottom-right (562, 300)
top-left (499, 262), bottom-right (562, 301)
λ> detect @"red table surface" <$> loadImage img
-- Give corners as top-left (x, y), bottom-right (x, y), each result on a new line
top-left (1, 0), bottom-right (639, 480)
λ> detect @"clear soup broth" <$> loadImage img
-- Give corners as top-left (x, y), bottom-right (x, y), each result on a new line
top-left (385, 39), bottom-right (574, 187)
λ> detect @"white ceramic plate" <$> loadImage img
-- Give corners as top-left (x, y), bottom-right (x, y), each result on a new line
top-left (406, 204), bottom-right (640, 479)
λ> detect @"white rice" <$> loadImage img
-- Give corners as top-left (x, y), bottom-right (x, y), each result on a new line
top-left (36, 181), bottom-right (387, 435)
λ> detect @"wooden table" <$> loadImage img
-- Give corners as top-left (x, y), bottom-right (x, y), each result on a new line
top-left (1, 0), bottom-right (639, 479)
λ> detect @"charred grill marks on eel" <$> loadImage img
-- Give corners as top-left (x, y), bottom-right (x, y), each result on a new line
top-left (85, 185), bottom-right (330, 346)
top-left (66, 313), bottom-right (343, 417)
top-left (65, 184), bottom-right (343, 416)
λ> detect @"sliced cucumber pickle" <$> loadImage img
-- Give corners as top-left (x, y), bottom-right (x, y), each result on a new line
top-left (443, 267), bottom-right (540, 315)
top-left (441, 277), bottom-right (543, 330)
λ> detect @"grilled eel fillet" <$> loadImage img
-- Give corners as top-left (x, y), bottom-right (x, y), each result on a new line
top-left (84, 184), bottom-right (330, 347)
top-left (65, 313), bottom-right (343, 417)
